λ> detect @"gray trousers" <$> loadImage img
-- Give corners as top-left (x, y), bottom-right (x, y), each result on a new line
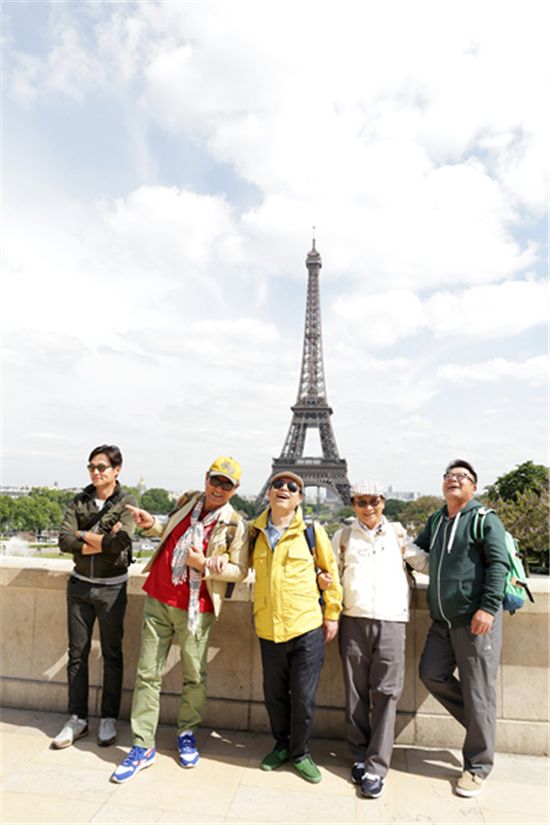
top-left (339, 615), bottom-right (406, 778)
top-left (419, 611), bottom-right (502, 778)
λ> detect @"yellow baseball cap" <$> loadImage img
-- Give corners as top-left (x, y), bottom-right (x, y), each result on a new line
top-left (208, 456), bottom-right (241, 486)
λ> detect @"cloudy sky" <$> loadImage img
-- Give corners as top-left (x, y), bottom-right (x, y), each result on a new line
top-left (3, 0), bottom-right (548, 497)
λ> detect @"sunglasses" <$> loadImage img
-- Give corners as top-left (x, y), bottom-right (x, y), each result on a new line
top-left (272, 479), bottom-right (301, 493)
top-left (354, 497), bottom-right (383, 508)
top-left (208, 475), bottom-right (235, 491)
top-left (87, 463), bottom-right (112, 473)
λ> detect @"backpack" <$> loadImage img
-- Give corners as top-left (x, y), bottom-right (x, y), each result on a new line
top-left (472, 507), bottom-right (534, 614)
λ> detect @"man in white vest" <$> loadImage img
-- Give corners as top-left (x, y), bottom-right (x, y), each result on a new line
top-left (331, 481), bottom-right (428, 799)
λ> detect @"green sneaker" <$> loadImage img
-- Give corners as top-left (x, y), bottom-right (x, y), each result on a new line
top-left (261, 746), bottom-right (289, 771)
top-left (292, 755), bottom-right (322, 784)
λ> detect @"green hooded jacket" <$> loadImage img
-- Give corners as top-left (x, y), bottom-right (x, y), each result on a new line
top-left (415, 498), bottom-right (509, 629)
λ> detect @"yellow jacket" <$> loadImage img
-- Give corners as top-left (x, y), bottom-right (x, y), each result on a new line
top-left (251, 506), bottom-right (342, 643)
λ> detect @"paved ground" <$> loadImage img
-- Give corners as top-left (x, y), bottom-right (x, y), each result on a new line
top-left (1, 708), bottom-right (548, 824)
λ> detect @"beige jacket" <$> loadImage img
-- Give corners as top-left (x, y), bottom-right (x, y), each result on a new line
top-left (142, 490), bottom-right (248, 618)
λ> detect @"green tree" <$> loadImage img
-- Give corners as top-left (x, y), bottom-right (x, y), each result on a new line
top-left (0, 496), bottom-right (13, 530)
top-left (141, 487), bottom-right (175, 515)
top-left (485, 461), bottom-right (548, 502)
top-left (231, 495), bottom-right (255, 517)
top-left (124, 486), bottom-right (142, 507)
top-left (400, 496), bottom-right (444, 535)
top-left (335, 506), bottom-right (354, 519)
top-left (489, 488), bottom-right (549, 574)
top-left (10, 493), bottom-right (63, 535)
top-left (384, 498), bottom-right (407, 521)
top-left (31, 487), bottom-right (73, 508)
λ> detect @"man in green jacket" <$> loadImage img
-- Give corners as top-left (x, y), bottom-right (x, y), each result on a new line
top-left (416, 459), bottom-right (509, 798)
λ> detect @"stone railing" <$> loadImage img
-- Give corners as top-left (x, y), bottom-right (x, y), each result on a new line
top-left (1, 557), bottom-right (548, 755)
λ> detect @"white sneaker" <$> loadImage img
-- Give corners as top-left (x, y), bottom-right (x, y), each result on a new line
top-left (98, 717), bottom-right (117, 747)
top-left (52, 715), bottom-right (88, 749)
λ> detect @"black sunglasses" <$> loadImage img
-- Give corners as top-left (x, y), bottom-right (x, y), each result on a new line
top-left (272, 479), bottom-right (301, 493)
top-left (208, 475), bottom-right (235, 491)
top-left (354, 497), bottom-right (383, 508)
top-left (87, 463), bottom-right (112, 473)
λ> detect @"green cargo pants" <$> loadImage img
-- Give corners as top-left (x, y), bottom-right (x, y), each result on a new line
top-left (131, 595), bottom-right (214, 748)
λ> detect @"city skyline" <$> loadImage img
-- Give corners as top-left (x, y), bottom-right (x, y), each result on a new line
top-left (3, 1), bottom-right (547, 496)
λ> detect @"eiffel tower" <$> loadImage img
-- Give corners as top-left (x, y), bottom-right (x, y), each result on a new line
top-left (255, 237), bottom-right (351, 508)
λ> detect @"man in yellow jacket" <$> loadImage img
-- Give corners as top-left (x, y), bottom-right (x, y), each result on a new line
top-left (251, 471), bottom-right (342, 783)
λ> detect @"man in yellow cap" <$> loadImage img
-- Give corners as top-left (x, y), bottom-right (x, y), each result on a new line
top-left (112, 457), bottom-right (248, 783)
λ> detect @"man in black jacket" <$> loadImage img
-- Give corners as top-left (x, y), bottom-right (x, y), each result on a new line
top-left (54, 444), bottom-right (136, 749)
top-left (416, 459), bottom-right (509, 798)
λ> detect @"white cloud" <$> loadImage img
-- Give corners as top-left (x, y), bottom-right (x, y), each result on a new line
top-left (3, 1), bottom-right (548, 493)
top-left (427, 280), bottom-right (548, 339)
top-left (332, 279), bottom-right (547, 348)
top-left (438, 356), bottom-right (548, 387)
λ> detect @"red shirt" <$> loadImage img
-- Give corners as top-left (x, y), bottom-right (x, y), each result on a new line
top-left (143, 511), bottom-right (216, 612)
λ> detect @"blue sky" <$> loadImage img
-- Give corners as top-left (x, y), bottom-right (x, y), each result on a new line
top-left (2, 0), bottom-right (548, 497)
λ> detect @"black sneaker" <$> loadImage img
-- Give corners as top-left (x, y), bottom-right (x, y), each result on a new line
top-left (361, 772), bottom-right (384, 799)
top-left (351, 763), bottom-right (365, 784)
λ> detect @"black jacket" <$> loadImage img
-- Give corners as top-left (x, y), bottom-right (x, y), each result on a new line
top-left (58, 482), bottom-right (137, 580)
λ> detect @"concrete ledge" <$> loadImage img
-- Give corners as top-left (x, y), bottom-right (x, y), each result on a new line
top-left (1, 557), bottom-right (548, 755)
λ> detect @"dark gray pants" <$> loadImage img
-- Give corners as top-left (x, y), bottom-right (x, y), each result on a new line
top-left (339, 616), bottom-right (406, 778)
top-left (419, 612), bottom-right (502, 778)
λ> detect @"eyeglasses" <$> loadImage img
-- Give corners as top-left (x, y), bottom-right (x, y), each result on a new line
top-left (443, 472), bottom-right (474, 483)
top-left (354, 497), bottom-right (383, 508)
top-left (272, 479), bottom-right (301, 493)
top-left (87, 463), bottom-right (112, 473)
top-left (208, 475), bottom-right (235, 491)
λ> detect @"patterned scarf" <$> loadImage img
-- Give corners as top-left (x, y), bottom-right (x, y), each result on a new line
top-left (171, 495), bottom-right (222, 634)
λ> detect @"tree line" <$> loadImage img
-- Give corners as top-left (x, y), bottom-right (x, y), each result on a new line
top-left (1, 462), bottom-right (547, 572)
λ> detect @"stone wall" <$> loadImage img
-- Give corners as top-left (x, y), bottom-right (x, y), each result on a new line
top-left (1, 558), bottom-right (548, 755)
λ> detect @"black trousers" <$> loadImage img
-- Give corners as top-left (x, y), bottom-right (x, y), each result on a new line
top-left (259, 626), bottom-right (324, 761)
top-left (66, 576), bottom-right (127, 720)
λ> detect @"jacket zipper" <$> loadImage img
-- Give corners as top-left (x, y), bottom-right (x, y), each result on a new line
top-left (436, 519), bottom-right (452, 628)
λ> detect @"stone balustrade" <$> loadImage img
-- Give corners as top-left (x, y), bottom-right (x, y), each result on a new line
top-left (1, 557), bottom-right (548, 755)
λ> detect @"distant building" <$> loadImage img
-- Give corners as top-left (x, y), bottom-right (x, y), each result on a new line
top-left (385, 485), bottom-right (421, 501)
top-left (0, 486), bottom-right (32, 499)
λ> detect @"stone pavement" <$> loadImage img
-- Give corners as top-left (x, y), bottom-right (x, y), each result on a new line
top-left (1, 708), bottom-right (548, 824)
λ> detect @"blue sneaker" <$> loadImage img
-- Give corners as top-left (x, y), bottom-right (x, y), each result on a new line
top-left (351, 762), bottom-right (365, 784)
top-left (177, 732), bottom-right (199, 768)
top-left (361, 772), bottom-right (384, 799)
top-left (111, 745), bottom-right (156, 783)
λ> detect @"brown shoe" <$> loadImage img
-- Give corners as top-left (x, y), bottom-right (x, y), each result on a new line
top-left (456, 771), bottom-right (486, 797)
